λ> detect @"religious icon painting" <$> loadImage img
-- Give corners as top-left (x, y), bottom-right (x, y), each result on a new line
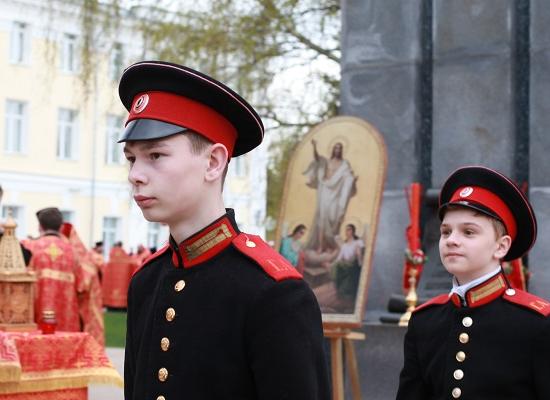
top-left (276, 116), bottom-right (387, 327)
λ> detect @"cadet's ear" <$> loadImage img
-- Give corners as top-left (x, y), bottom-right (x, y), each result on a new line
top-left (495, 234), bottom-right (512, 260)
top-left (205, 143), bottom-right (229, 182)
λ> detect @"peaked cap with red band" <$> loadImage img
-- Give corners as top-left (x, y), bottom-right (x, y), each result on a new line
top-left (439, 166), bottom-right (537, 261)
top-left (118, 61), bottom-right (264, 157)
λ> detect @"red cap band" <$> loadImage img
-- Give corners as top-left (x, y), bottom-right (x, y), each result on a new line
top-left (126, 91), bottom-right (237, 156)
top-left (450, 186), bottom-right (517, 240)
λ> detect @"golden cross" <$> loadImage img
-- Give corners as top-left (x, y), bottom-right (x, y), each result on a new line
top-left (45, 243), bottom-right (63, 262)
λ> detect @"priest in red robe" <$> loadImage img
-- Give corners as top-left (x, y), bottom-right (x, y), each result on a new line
top-left (102, 242), bottom-right (136, 308)
top-left (22, 208), bottom-right (79, 332)
top-left (61, 222), bottom-right (105, 346)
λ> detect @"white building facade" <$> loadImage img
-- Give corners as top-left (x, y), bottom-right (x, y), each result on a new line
top-left (0, 0), bottom-right (267, 256)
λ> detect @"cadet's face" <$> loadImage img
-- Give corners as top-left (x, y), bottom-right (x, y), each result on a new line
top-left (124, 134), bottom-right (208, 226)
top-left (439, 208), bottom-right (504, 284)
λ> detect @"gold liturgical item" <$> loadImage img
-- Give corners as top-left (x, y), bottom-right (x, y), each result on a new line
top-left (399, 267), bottom-right (419, 327)
top-left (0, 211), bottom-right (37, 331)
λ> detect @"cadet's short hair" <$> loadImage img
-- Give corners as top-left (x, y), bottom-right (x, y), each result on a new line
top-left (36, 207), bottom-right (63, 231)
top-left (442, 204), bottom-right (507, 239)
top-left (186, 131), bottom-right (213, 155)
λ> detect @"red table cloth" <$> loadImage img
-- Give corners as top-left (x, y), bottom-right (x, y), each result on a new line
top-left (0, 331), bottom-right (122, 399)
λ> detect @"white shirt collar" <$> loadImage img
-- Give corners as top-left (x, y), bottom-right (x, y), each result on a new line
top-left (450, 266), bottom-right (502, 300)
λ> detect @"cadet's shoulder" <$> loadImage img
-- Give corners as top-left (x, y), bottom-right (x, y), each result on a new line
top-left (503, 288), bottom-right (550, 317)
top-left (413, 293), bottom-right (450, 313)
top-left (231, 233), bottom-right (302, 282)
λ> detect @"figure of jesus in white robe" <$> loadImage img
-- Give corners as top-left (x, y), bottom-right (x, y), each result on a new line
top-left (303, 140), bottom-right (357, 253)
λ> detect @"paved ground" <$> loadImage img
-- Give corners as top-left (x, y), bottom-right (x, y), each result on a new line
top-left (89, 347), bottom-right (124, 400)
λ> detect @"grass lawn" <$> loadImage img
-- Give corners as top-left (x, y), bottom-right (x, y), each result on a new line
top-left (104, 309), bottom-right (127, 348)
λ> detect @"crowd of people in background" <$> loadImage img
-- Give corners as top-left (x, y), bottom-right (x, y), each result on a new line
top-left (0, 184), bottom-right (154, 347)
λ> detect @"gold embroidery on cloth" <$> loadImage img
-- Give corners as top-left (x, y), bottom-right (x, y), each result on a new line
top-left (469, 276), bottom-right (505, 304)
top-left (82, 263), bottom-right (97, 275)
top-left (530, 300), bottom-right (550, 311)
top-left (184, 223), bottom-right (233, 261)
top-left (44, 243), bottom-right (63, 262)
top-left (38, 268), bottom-right (75, 283)
top-left (0, 367), bottom-right (123, 394)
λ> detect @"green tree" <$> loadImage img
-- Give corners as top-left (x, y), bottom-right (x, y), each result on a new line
top-left (73, 0), bottom-right (341, 236)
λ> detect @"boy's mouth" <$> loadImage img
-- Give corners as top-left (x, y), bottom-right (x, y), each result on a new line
top-left (445, 252), bottom-right (464, 258)
top-left (134, 195), bottom-right (156, 207)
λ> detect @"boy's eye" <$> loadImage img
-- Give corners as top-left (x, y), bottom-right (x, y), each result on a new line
top-left (150, 152), bottom-right (161, 160)
top-left (126, 156), bottom-right (135, 164)
top-left (440, 229), bottom-right (450, 236)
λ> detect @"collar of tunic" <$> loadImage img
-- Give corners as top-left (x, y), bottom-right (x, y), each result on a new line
top-left (169, 209), bottom-right (240, 268)
top-left (448, 270), bottom-right (508, 308)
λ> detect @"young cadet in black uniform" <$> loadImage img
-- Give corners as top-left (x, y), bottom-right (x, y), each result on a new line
top-left (118, 61), bottom-right (330, 400)
top-left (396, 166), bottom-right (550, 400)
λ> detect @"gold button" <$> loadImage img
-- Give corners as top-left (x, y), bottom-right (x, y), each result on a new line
top-left (157, 396), bottom-right (166, 400)
top-left (158, 367), bottom-right (168, 382)
top-left (245, 239), bottom-right (256, 248)
top-left (462, 317), bottom-right (473, 328)
top-left (452, 387), bottom-right (462, 398)
top-left (459, 333), bottom-right (469, 344)
top-left (456, 351), bottom-right (466, 362)
top-left (506, 288), bottom-right (516, 296)
top-left (160, 337), bottom-right (170, 351)
top-left (453, 369), bottom-right (464, 380)
top-left (165, 308), bottom-right (176, 322)
top-left (174, 280), bottom-right (186, 292)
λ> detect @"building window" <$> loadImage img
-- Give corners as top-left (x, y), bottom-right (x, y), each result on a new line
top-left (57, 108), bottom-right (78, 160)
top-left (60, 33), bottom-right (78, 73)
top-left (1, 205), bottom-right (24, 238)
top-left (232, 156), bottom-right (247, 178)
top-left (109, 43), bottom-right (124, 81)
top-left (10, 21), bottom-right (29, 64)
top-left (4, 100), bottom-right (27, 154)
top-left (147, 222), bottom-right (162, 250)
top-left (102, 216), bottom-right (120, 257)
top-left (105, 115), bottom-right (123, 164)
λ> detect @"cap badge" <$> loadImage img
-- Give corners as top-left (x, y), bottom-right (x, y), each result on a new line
top-left (459, 187), bottom-right (474, 198)
top-left (133, 94), bottom-right (149, 114)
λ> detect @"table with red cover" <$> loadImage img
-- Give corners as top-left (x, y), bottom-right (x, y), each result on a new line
top-left (0, 331), bottom-right (122, 399)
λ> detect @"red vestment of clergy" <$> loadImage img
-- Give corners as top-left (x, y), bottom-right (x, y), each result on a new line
top-left (90, 251), bottom-right (105, 282)
top-left (60, 223), bottom-right (105, 347)
top-left (22, 233), bottom-right (80, 332)
top-left (102, 247), bottom-right (136, 308)
top-left (132, 247), bottom-right (152, 273)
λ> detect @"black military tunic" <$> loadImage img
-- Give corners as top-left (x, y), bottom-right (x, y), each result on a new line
top-left (396, 271), bottom-right (550, 400)
top-left (124, 210), bottom-right (330, 400)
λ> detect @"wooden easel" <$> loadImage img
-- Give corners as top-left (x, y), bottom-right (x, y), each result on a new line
top-left (324, 328), bottom-right (366, 400)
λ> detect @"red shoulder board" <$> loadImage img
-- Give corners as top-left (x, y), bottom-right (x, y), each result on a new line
top-left (413, 294), bottom-right (450, 313)
top-left (503, 289), bottom-right (550, 317)
top-left (133, 244), bottom-right (170, 276)
top-left (232, 233), bottom-right (302, 282)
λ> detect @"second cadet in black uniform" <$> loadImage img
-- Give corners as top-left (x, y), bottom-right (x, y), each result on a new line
top-left (396, 166), bottom-right (550, 400)
top-left (118, 61), bottom-right (330, 400)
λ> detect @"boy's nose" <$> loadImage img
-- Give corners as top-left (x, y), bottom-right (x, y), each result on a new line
top-left (128, 164), bottom-right (147, 186)
top-left (445, 231), bottom-right (460, 246)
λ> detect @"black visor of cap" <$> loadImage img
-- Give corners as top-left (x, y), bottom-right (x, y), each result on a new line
top-left (118, 119), bottom-right (188, 143)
